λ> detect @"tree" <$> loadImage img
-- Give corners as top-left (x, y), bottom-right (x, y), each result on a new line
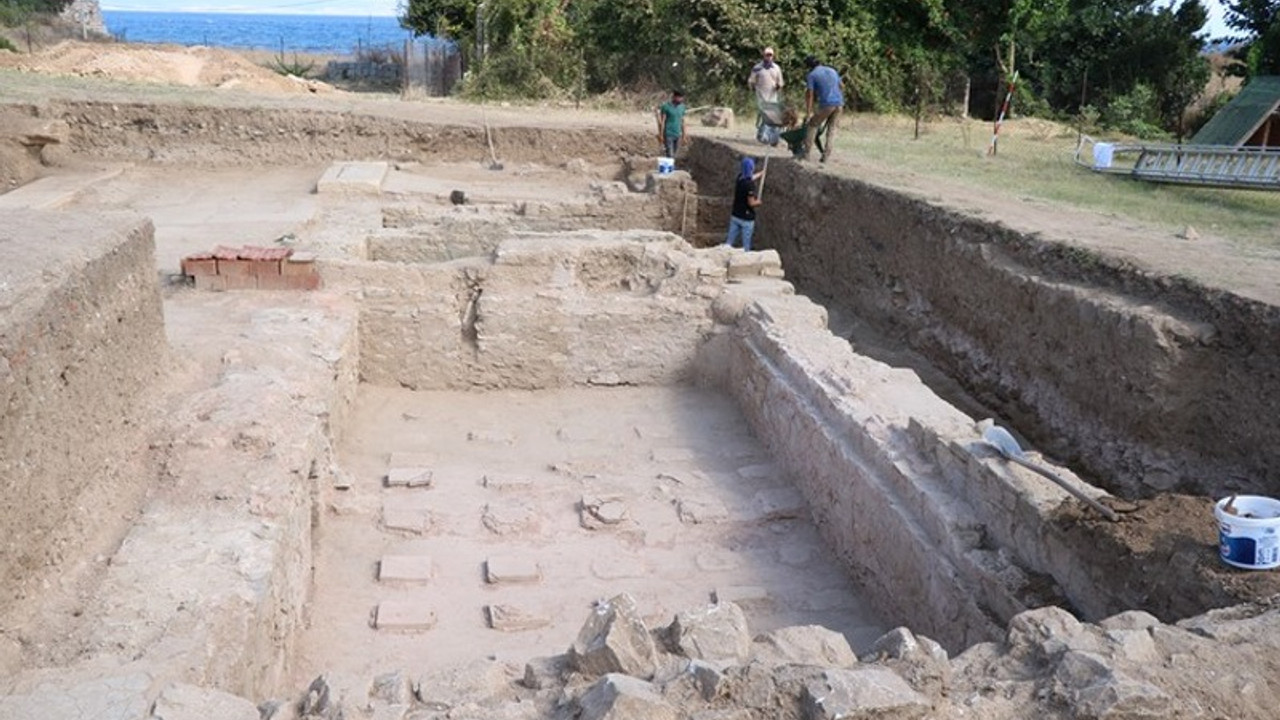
top-left (1223, 0), bottom-right (1280, 75)
top-left (0, 0), bottom-right (75, 27)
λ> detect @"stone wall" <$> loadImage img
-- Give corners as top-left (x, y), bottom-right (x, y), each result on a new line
top-left (687, 138), bottom-right (1280, 500)
top-left (370, 174), bottom-right (697, 264)
top-left (336, 233), bottom-right (728, 390)
top-left (0, 209), bottom-right (165, 620)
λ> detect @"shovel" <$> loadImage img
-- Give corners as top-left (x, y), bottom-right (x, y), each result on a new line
top-left (481, 107), bottom-right (503, 171)
top-left (980, 422), bottom-right (1119, 522)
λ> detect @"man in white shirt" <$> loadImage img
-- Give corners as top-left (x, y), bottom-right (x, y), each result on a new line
top-left (748, 47), bottom-right (783, 144)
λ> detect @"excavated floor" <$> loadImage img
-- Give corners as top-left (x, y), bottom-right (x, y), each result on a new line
top-left (295, 384), bottom-right (888, 682)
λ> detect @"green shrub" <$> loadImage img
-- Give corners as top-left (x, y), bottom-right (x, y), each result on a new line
top-left (1104, 83), bottom-right (1170, 140)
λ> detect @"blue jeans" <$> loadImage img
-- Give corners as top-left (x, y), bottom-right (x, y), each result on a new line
top-left (725, 216), bottom-right (755, 251)
top-left (664, 135), bottom-right (680, 159)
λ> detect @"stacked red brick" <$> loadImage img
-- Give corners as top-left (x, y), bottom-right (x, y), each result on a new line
top-left (181, 246), bottom-right (320, 291)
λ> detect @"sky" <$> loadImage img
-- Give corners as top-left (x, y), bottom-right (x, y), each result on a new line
top-left (100, 0), bottom-right (401, 16)
top-left (100, 0), bottom-right (1236, 38)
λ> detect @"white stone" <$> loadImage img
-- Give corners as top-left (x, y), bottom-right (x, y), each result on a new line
top-left (485, 556), bottom-right (542, 584)
top-left (378, 555), bottom-right (433, 582)
top-left (385, 467), bottom-right (433, 488)
top-left (375, 601), bottom-right (437, 631)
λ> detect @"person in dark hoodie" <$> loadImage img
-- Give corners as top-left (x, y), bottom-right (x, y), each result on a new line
top-left (725, 156), bottom-right (766, 251)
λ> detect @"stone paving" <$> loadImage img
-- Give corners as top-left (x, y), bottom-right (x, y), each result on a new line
top-left (291, 384), bottom-right (889, 683)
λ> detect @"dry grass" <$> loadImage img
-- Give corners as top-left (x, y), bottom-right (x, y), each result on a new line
top-left (832, 113), bottom-right (1280, 251)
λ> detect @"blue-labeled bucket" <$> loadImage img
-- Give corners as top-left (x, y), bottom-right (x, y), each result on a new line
top-left (657, 156), bottom-right (675, 175)
top-left (1216, 495), bottom-right (1280, 570)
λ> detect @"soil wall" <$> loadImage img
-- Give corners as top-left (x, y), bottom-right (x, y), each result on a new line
top-left (26, 101), bottom-right (652, 168)
top-left (687, 138), bottom-right (1280, 500)
top-left (0, 209), bottom-right (165, 618)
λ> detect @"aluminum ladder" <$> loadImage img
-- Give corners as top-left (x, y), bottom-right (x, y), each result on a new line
top-left (1076, 138), bottom-right (1280, 190)
top-left (1131, 144), bottom-right (1280, 189)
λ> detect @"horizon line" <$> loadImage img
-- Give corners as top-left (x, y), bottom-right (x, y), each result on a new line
top-left (101, 7), bottom-right (398, 17)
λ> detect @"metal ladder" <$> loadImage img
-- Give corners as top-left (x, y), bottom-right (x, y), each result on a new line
top-left (1131, 145), bottom-right (1280, 189)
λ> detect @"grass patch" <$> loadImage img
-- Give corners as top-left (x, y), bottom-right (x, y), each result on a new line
top-left (834, 114), bottom-right (1280, 252)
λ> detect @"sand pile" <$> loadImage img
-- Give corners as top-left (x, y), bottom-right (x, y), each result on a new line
top-left (0, 40), bottom-right (335, 95)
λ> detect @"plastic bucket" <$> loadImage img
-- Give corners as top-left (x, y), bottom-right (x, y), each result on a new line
top-left (1093, 142), bottom-right (1114, 169)
top-left (1216, 495), bottom-right (1280, 570)
top-left (657, 156), bottom-right (675, 175)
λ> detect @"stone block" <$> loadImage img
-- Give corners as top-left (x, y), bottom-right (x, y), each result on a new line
top-left (378, 555), bottom-right (434, 582)
top-left (701, 107), bottom-right (735, 128)
top-left (482, 502), bottom-right (540, 535)
top-left (486, 604), bottom-right (552, 632)
top-left (677, 495), bottom-right (730, 524)
top-left (753, 625), bottom-right (858, 668)
top-left (689, 659), bottom-right (726, 701)
top-left (581, 494), bottom-right (630, 529)
top-left (801, 667), bottom-right (930, 720)
top-left (152, 682), bottom-right (260, 720)
top-left (669, 602), bottom-right (752, 665)
top-left (374, 601), bottom-right (437, 632)
top-left (416, 659), bottom-right (517, 710)
top-left (578, 674), bottom-right (678, 720)
top-left (570, 593), bottom-right (658, 679)
top-left (386, 467), bottom-right (433, 488)
top-left (382, 505), bottom-right (429, 535)
top-left (485, 555), bottom-right (542, 584)
top-left (317, 161), bottom-right (389, 195)
top-left (370, 670), bottom-right (414, 706)
top-left (522, 654), bottom-right (570, 690)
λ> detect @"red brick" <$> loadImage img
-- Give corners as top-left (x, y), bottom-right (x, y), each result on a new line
top-left (218, 259), bottom-right (253, 276)
top-left (182, 257), bottom-right (218, 277)
top-left (194, 274), bottom-right (228, 291)
top-left (249, 259), bottom-right (282, 276)
top-left (262, 247), bottom-right (292, 261)
top-left (212, 245), bottom-right (243, 261)
top-left (223, 273), bottom-right (258, 290)
top-left (257, 272), bottom-right (320, 291)
top-left (282, 258), bottom-right (317, 277)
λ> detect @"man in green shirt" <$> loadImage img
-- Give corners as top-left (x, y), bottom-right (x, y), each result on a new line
top-left (656, 89), bottom-right (687, 160)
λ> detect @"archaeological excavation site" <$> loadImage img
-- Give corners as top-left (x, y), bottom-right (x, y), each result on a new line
top-left (3, 82), bottom-right (1280, 720)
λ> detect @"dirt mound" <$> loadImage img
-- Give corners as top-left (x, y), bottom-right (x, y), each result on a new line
top-left (0, 40), bottom-right (335, 95)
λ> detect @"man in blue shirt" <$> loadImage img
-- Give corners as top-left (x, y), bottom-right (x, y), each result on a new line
top-left (802, 55), bottom-right (844, 163)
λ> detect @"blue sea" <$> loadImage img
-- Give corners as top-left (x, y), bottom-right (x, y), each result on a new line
top-left (101, 10), bottom-right (411, 55)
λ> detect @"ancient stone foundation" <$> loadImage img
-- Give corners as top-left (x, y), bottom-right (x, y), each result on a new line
top-left (3, 100), bottom-right (1280, 719)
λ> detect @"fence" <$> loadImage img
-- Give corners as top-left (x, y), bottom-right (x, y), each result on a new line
top-left (403, 39), bottom-right (462, 98)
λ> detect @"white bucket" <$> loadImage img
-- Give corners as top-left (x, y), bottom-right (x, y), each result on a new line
top-left (1093, 142), bottom-right (1114, 169)
top-left (1215, 495), bottom-right (1280, 570)
top-left (657, 156), bottom-right (675, 175)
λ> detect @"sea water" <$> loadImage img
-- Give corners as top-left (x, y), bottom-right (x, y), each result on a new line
top-left (101, 10), bottom-right (410, 54)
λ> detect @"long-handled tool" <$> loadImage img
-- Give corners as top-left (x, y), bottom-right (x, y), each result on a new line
top-left (482, 107), bottom-right (503, 171)
top-left (757, 154), bottom-right (770, 199)
top-left (980, 421), bottom-right (1119, 522)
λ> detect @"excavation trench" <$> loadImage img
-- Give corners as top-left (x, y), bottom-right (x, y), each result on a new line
top-left (2, 101), bottom-right (1279, 711)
